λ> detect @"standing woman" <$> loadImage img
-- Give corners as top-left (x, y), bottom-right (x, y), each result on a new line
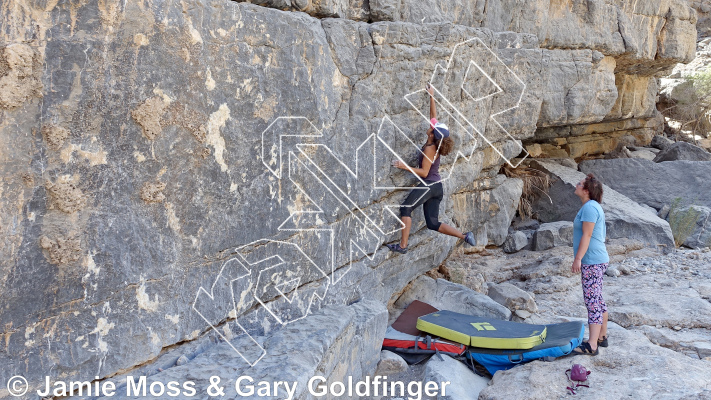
top-left (571, 173), bottom-right (609, 356)
top-left (386, 83), bottom-right (477, 254)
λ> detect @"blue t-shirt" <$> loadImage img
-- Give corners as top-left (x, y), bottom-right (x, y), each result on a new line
top-left (573, 200), bottom-right (609, 265)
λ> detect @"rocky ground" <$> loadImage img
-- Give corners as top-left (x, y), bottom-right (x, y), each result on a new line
top-left (368, 241), bottom-right (711, 399)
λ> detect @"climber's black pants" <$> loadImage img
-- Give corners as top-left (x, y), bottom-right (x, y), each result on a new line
top-left (400, 181), bottom-right (443, 231)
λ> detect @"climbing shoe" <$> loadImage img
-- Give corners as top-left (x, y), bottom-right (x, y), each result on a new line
top-left (464, 232), bottom-right (477, 246)
top-left (386, 243), bottom-right (408, 254)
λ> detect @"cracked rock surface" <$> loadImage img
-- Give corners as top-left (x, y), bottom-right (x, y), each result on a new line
top-left (0, 0), bottom-right (700, 392)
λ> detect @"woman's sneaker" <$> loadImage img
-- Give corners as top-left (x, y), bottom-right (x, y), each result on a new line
top-left (464, 232), bottom-right (477, 246)
top-left (386, 243), bottom-right (408, 254)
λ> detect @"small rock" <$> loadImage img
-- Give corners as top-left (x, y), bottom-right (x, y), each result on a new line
top-left (291, 0), bottom-right (309, 10)
top-left (650, 135), bottom-right (674, 150)
top-left (658, 204), bottom-right (671, 220)
top-left (424, 354), bottom-right (489, 400)
top-left (694, 342), bottom-right (711, 359)
top-left (512, 218), bottom-right (540, 231)
top-left (487, 282), bottom-right (538, 313)
top-left (514, 309), bottom-right (531, 319)
top-left (176, 355), bottom-right (189, 366)
top-left (673, 326), bottom-right (682, 331)
top-left (618, 264), bottom-right (632, 275)
top-left (503, 231), bottom-right (528, 253)
top-left (629, 149), bottom-right (657, 161)
top-left (533, 221), bottom-right (573, 250)
top-left (375, 350), bottom-right (408, 376)
top-left (605, 267), bottom-right (621, 277)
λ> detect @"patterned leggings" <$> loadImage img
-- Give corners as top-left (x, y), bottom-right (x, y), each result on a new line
top-left (581, 262), bottom-right (608, 325)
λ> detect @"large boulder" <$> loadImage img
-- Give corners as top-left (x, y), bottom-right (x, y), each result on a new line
top-left (487, 282), bottom-right (538, 313)
top-left (393, 275), bottom-right (512, 321)
top-left (653, 141), bottom-right (711, 162)
top-left (579, 158), bottom-right (711, 211)
top-left (530, 161), bottom-right (675, 250)
top-left (673, 205), bottom-right (711, 249)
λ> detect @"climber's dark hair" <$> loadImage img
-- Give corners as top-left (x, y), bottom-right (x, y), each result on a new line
top-left (435, 137), bottom-right (454, 157)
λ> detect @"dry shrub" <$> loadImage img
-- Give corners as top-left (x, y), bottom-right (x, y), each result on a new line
top-left (502, 165), bottom-right (551, 221)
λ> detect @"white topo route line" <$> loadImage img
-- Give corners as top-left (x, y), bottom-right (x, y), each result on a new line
top-left (194, 36), bottom-right (529, 366)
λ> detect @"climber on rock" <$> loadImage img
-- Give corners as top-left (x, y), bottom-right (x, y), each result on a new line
top-left (386, 83), bottom-right (477, 254)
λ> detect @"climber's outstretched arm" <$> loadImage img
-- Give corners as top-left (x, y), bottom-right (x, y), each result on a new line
top-left (427, 82), bottom-right (436, 121)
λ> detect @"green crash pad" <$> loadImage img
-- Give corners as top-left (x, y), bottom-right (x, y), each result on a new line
top-left (416, 310), bottom-right (547, 349)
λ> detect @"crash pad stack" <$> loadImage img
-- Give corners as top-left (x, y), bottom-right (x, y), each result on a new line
top-left (382, 300), bottom-right (466, 364)
top-left (383, 301), bottom-right (584, 374)
top-left (416, 311), bottom-right (548, 349)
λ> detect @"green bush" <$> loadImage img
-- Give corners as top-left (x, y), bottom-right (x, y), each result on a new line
top-left (689, 66), bottom-right (711, 100)
top-left (667, 197), bottom-right (701, 248)
top-left (686, 67), bottom-right (711, 136)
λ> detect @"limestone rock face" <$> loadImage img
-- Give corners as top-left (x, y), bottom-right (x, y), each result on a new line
top-left (0, 0), bottom-right (699, 390)
top-left (451, 175), bottom-right (523, 247)
top-left (242, 0), bottom-right (698, 159)
top-left (691, 0), bottom-right (711, 38)
top-left (94, 299), bottom-right (387, 400)
top-left (0, 44), bottom-right (44, 110)
top-left (244, 0), bottom-right (698, 71)
top-left (1, 0), bottom-right (543, 388)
